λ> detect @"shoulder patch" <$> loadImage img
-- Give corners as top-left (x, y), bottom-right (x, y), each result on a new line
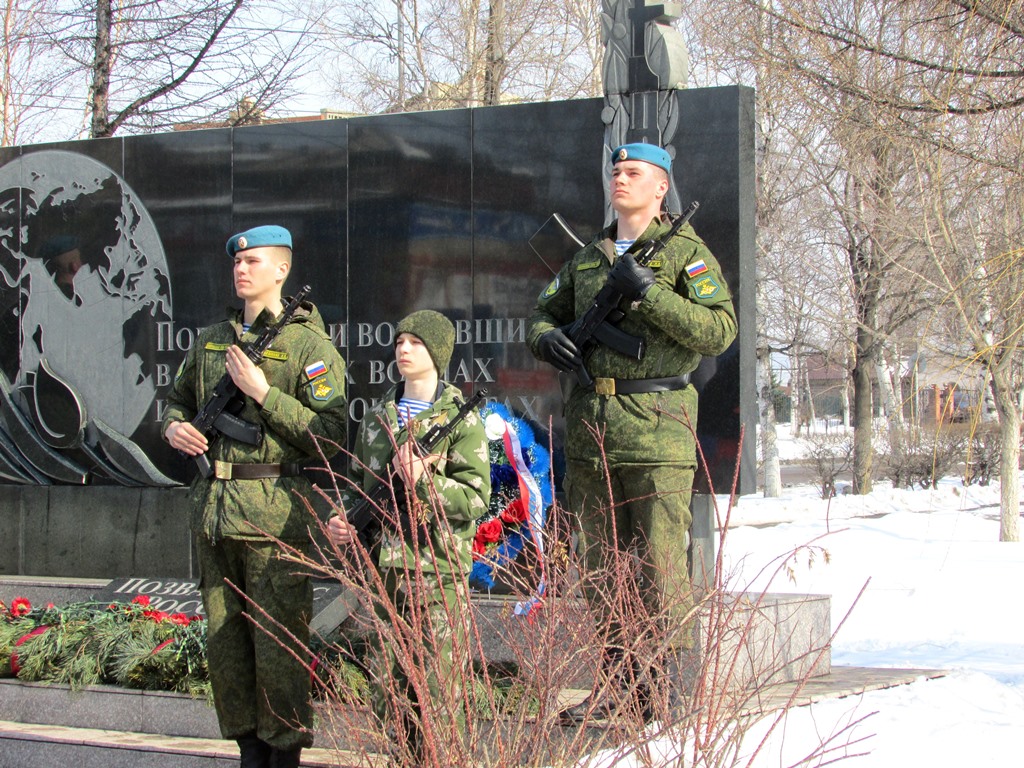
top-left (541, 276), bottom-right (560, 299)
top-left (692, 276), bottom-right (721, 299)
top-left (309, 379), bottom-right (336, 401)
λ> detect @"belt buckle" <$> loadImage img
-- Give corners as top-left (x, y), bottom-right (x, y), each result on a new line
top-left (213, 460), bottom-right (232, 480)
top-left (594, 377), bottom-right (616, 396)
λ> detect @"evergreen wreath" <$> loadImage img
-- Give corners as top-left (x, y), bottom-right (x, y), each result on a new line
top-left (0, 595), bottom-right (210, 698)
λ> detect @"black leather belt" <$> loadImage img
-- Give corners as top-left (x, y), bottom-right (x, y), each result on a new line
top-left (592, 373), bottom-right (691, 396)
top-left (213, 461), bottom-right (304, 480)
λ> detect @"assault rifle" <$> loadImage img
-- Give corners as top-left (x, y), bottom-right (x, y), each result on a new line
top-left (346, 388), bottom-right (488, 541)
top-left (186, 285), bottom-right (311, 478)
top-left (564, 201), bottom-right (699, 387)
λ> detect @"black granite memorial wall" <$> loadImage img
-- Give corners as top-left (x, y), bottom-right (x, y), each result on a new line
top-left (0, 86), bottom-right (755, 578)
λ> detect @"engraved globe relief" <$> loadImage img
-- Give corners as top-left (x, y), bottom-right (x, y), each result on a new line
top-left (0, 150), bottom-right (176, 485)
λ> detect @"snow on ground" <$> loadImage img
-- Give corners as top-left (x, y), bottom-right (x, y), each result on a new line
top-left (587, 423), bottom-right (1024, 767)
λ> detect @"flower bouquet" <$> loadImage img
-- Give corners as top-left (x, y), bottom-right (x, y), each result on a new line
top-left (469, 403), bottom-right (553, 612)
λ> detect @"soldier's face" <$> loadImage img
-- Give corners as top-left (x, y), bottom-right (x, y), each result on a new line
top-left (395, 333), bottom-right (435, 381)
top-left (610, 161), bottom-right (669, 216)
top-left (233, 246), bottom-right (288, 303)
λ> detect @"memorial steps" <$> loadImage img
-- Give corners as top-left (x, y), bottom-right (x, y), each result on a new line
top-left (0, 719), bottom-right (348, 768)
top-left (1, 575), bottom-right (942, 767)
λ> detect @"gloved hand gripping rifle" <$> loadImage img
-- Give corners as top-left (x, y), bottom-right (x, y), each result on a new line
top-left (345, 389), bottom-right (488, 544)
top-left (564, 201), bottom-right (699, 387)
top-left (185, 285), bottom-right (312, 479)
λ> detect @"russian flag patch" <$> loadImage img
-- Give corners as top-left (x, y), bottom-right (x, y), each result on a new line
top-left (686, 259), bottom-right (709, 278)
top-left (304, 360), bottom-right (328, 380)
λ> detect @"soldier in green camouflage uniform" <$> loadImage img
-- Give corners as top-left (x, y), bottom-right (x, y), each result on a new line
top-left (527, 144), bottom-right (737, 722)
top-left (327, 310), bottom-right (489, 762)
top-left (163, 225), bottom-right (347, 768)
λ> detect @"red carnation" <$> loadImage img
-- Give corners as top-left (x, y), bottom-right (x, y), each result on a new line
top-left (477, 518), bottom-right (504, 544)
top-left (500, 498), bottom-right (528, 525)
top-left (170, 613), bottom-right (190, 626)
top-left (10, 597), bottom-right (31, 617)
top-left (131, 594), bottom-right (151, 607)
top-left (472, 518), bottom-right (504, 557)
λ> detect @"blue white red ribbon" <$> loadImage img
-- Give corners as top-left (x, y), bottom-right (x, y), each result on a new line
top-left (500, 423), bottom-right (547, 619)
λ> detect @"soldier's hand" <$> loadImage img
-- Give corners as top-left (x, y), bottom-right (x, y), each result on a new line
top-left (392, 440), bottom-right (437, 486)
top-left (538, 328), bottom-right (581, 373)
top-left (226, 345), bottom-right (271, 405)
top-left (327, 514), bottom-right (357, 547)
top-left (165, 420), bottom-right (208, 455)
top-left (608, 253), bottom-right (656, 302)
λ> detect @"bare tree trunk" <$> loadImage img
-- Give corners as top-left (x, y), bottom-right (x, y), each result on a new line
top-left (875, 347), bottom-right (903, 427)
top-left (88, 0), bottom-right (112, 138)
top-left (790, 352), bottom-right (803, 436)
top-left (483, 0), bottom-right (505, 105)
top-left (803, 366), bottom-right (817, 433)
top-left (465, 0), bottom-right (481, 105)
top-left (757, 344), bottom-right (782, 497)
top-left (852, 325), bottom-right (874, 494)
top-left (990, 371), bottom-right (1020, 542)
top-left (842, 349), bottom-right (853, 429)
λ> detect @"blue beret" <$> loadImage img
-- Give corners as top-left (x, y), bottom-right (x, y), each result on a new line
top-left (226, 225), bottom-right (292, 257)
top-left (611, 143), bottom-right (672, 174)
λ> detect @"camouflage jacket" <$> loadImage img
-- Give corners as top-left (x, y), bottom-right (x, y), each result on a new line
top-left (527, 215), bottom-right (737, 467)
top-left (162, 301), bottom-right (348, 543)
top-left (341, 382), bottom-right (490, 578)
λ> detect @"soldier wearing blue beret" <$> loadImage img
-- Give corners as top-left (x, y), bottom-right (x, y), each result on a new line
top-left (163, 224), bottom-right (347, 768)
top-left (225, 224), bottom-right (293, 257)
top-left (528, 142), bottom-right (737, 724)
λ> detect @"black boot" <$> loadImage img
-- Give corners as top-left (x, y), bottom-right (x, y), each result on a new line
top-left (237, 733), bottom-right (272, 768)
top-left (660, 646), bottom-right (699, 713)
top-left (270, 747), bottom-right (303, 768)
top-left (558, 648), bottom-right (652, 725)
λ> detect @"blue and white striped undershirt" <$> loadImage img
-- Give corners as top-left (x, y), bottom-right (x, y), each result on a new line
top-left (397, 397), bottom-right (432, 428)
top-left (614, 238), bottom-right (635, 257)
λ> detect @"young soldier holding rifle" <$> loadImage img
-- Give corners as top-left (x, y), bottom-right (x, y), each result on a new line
top-left (163, 225), bottom-right (347, 768)
top-left (528, 144), bottom-right (737, 723)
top-left (327, 309), bottom-right (489, 763)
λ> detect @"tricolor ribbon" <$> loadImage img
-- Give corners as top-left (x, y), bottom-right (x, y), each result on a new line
top-left (501, 423), bottom-right (547, 619)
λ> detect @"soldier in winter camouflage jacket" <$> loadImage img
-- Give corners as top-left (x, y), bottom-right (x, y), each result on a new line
top-left (327, 309), bottom-right (489, 761)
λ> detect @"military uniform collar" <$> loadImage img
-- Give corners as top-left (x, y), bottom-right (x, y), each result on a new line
top-left (599, 215), bottom-right (665, 260)
top-left (393, 380), bottom-right (445, 405)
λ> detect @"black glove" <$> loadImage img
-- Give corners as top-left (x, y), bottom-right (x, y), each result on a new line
top-left (538, 328), bottom-right (582, 373)
top-left (608, 253), bottom-right (656, 302)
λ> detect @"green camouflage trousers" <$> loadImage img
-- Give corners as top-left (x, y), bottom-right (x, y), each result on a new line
top-left (565, 461), bottom-right (696, 650)
top-left (197, 537), bottom-right (314, 750)
top-left (367, 568), bottom-right (469, 760)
